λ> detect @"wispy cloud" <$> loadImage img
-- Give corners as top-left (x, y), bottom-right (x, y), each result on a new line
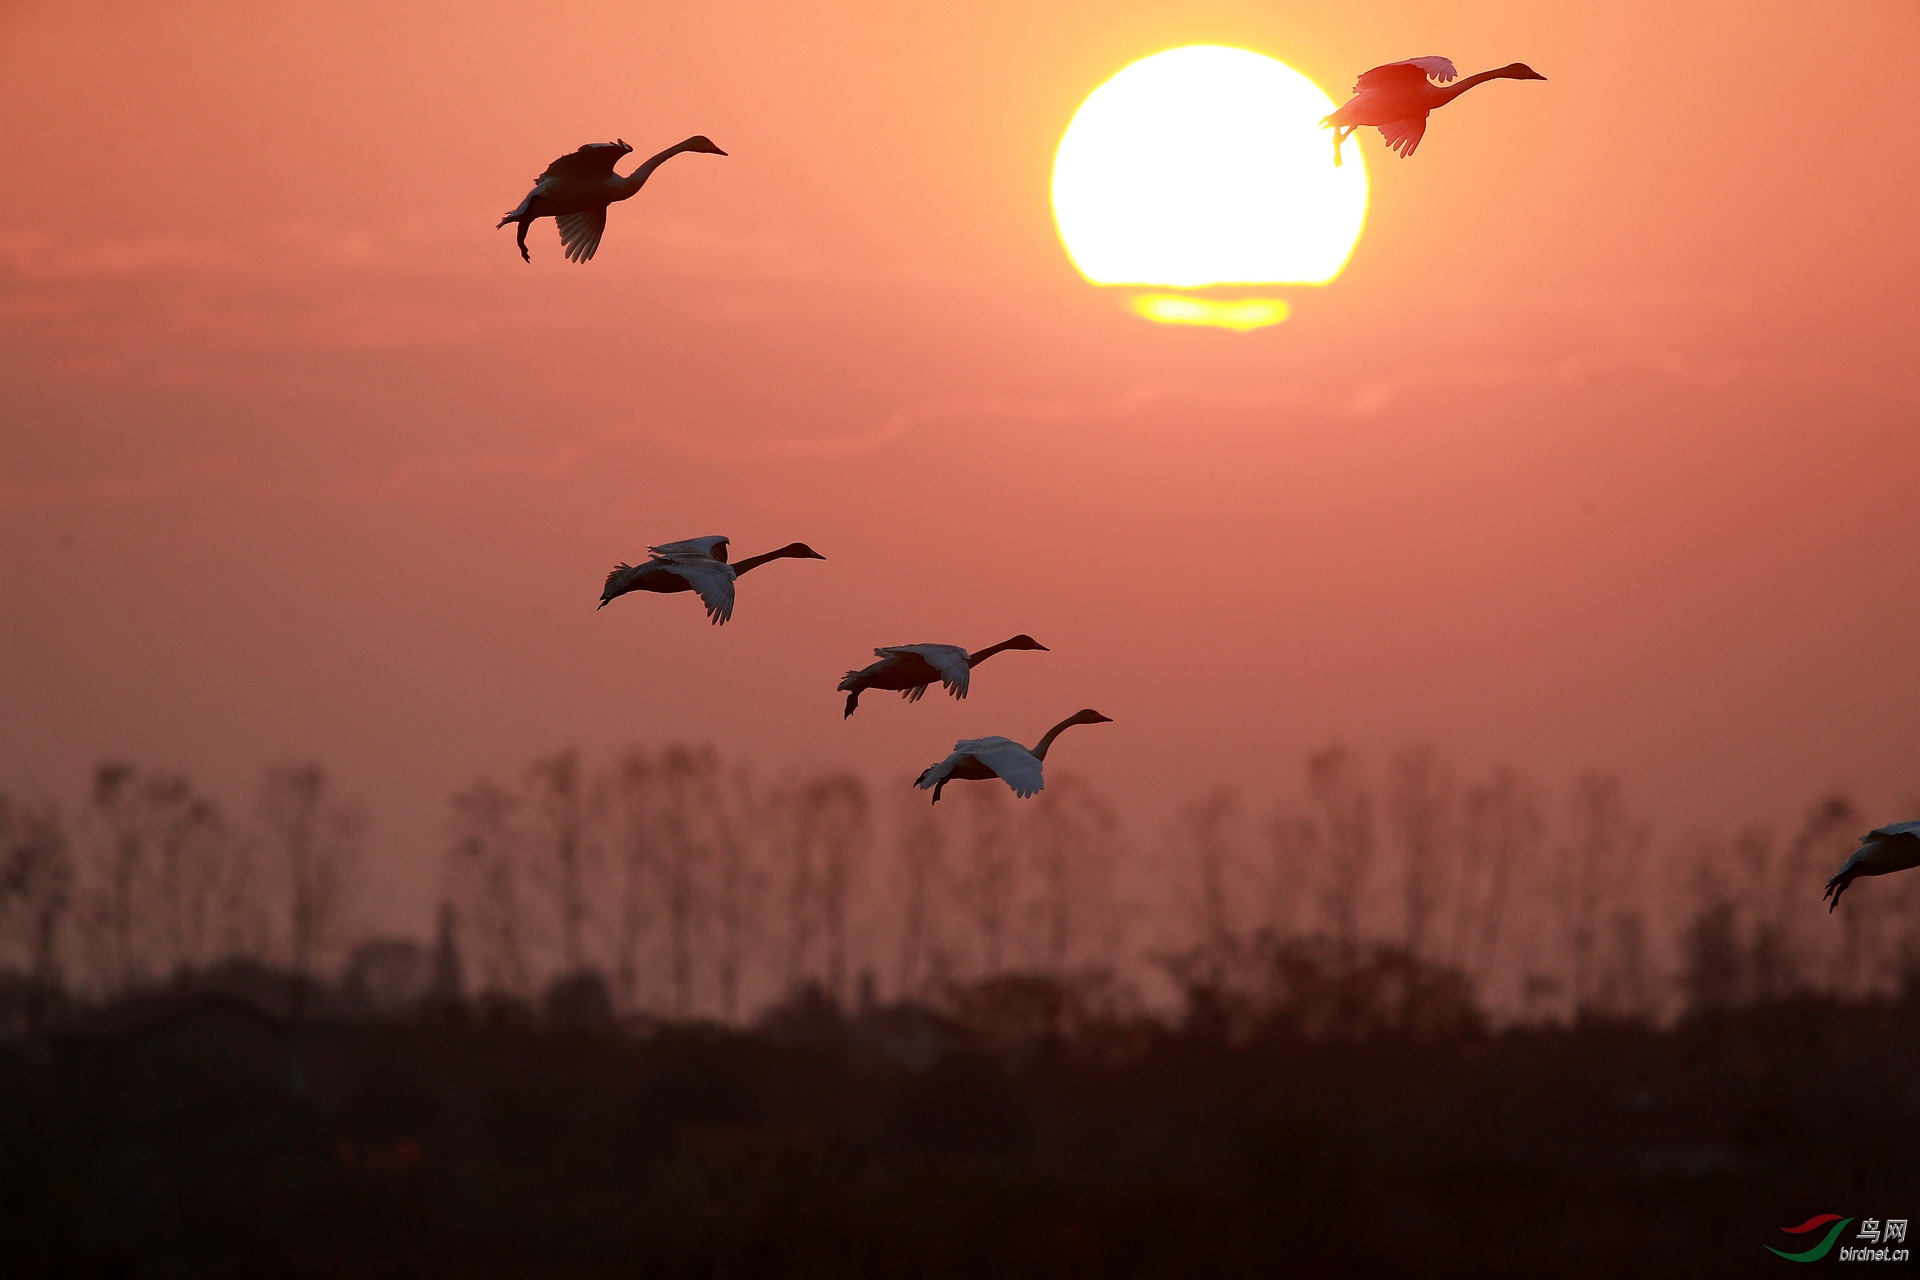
top-left (0, 452), bottom-right (284, 509)
top-left (647, 346), bottom-right (1920, 462)
top-left (2, 345), bottom-right (1911, 512)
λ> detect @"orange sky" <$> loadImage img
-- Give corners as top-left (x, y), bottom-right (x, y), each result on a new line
top-left (2, 0), bottom-right (1917, 929)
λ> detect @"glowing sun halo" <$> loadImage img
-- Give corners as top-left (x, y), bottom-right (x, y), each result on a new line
top-left (1052, 46), bottom-right (1368, 328)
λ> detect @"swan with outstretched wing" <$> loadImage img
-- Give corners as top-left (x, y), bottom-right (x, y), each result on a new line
top-left (1322, 57), bottom-right (1544, 166)
top-left (838, 635), bottom-right (1049, 718)
top-left (498, 135), bottom-right (728, 262)
top-left (598, 535), bottom-right (824, 625)
top-left (913, 709), bottom-right (1111, 803)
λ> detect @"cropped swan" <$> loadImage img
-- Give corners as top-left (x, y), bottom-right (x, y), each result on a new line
top-left (498, 135), bottom-right (727, 263)
top-left (913, 709), bottom-right (1112, 804)
top-left (1823, 820), bottom-right (1920, 911)
top-left (598, 536), bottom-right (824, 625)
top-left (1322, 58), bottom-right (1545, 166)
top-left (838, 635), bottom-right (1049, 719)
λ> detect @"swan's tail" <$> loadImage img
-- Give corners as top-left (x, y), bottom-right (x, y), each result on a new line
top-left (497, 194), bottom-right (534, 229)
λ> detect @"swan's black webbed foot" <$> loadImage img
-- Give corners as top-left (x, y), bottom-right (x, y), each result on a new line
top-left (516, 221), bottom-right (531, 262)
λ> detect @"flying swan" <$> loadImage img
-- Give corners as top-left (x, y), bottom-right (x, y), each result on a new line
top-left (838, 635), bottom-right (1050, 719)
top-left (598, 536), bottom-right (824, 625)
top-left (498, 135), bottom-right (728, 263)
top-left (1322, 57), bottom-right (1545, 166)
top-left (913, 709), bottom-right (1112, 804)
top-left (1823, 820), bottom-right (1920, 911)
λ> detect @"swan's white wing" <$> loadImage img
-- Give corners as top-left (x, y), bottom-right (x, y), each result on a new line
top-left (891, 644), bottom-right (972, 699)
top-left (1865, 820), bottom-right (1920, 841)
top-left (662, 558), bottom-right (736, 625)
top-left (952, 735), bottom-right (1019, 754)
top-left (649, 536), bottom-right (730, 561)
top-left (557, 209), bottom-right (608, 263)
top-left (536, 141), bottom-right (632, 183)
top-left (1403, 56), bottom-right (1457, 82)
top-left (1378, 114), bottom-right (1428, 157)
top-left (1355, 57), bottom-right (1454, 93)
top-left (957, 737), bottom-right (1044, 799)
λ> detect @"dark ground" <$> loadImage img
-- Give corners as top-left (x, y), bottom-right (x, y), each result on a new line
top-left (3, 965), bottom-right (1915, 1278)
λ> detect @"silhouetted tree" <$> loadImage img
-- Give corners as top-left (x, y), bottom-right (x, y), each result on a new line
top-left (777, 771), bottom-right (868, 1003)
top-left (429, 900), bottom-right (465, 1005)
top-left (1169, 787), bottom-right (1242, 983)
top-left (1680, 846), bottom-right (1741, 1017)
top-left (891, 791), bottom-right (945, 997)
top-left (1559, 772), bottom-right (1644, 1013)
top-left (1265, 800), bottom-right (1319, 942)
top-left (524, 748), bottom-right (590, 976)
top-left (259, 761), bottom-right (365, 1011)
top-left (655, 746), bottom-right (720, 1017)
top-left (601, 748), bottom-right (658, 1011)
top-left (814, 774), bottom-right (868, 1004)
top-left (446, 775), bottom-right (529, 996)
top-left (951, 786), bottom-right (1016, 977)
top-left (1389, 743), bottom-right (1454, 960)
top-left (1021, 774), bottom-right (1119, 975)
top-left (145, 773), bottom-right (247, 982)
top-left (708, 766), bottom-right (766, 1021)
top-left (1450, 767), bottom-right (1541, 993)
top-left (0, 795), bottom-right (73, 1017)
top-left (1308, 745), bottom-right (1374, 950)
top-left (88, 763), bottom-right (146, 993)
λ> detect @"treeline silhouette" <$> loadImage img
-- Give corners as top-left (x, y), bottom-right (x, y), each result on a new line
top-left (6, 745), bottom-right (1914, 1023)
top-left (3, 746), bottom-right (1918, 1276)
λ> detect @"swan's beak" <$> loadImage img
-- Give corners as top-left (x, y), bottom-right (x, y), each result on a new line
top-left (1035, 644), bottom-right (1051, 651)
top-left (1091, 713), bottom-right (1113, 723)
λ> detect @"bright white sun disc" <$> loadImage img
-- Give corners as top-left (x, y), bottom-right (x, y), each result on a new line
top-left (1052, 46), bottom-right (1368, 288)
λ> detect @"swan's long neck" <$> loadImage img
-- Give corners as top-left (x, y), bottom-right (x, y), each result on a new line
top-left (1029, 714), bottom-right (1085, 762)
top-left (1437, 68), bottom-right (1519, 105)
top-left (616, 142), bottom-right (696, 199)
top-left (966, 638), bottom-right (1022, 668)
top-left (731, 547), bottom-right (792, 577)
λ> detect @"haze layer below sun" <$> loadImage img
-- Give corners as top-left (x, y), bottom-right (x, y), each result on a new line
top-left (0, 0), bottom-right (1916, 931)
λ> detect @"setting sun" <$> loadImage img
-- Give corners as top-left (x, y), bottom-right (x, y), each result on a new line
top-left (1052, 45), bottom-right (1368, 320)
